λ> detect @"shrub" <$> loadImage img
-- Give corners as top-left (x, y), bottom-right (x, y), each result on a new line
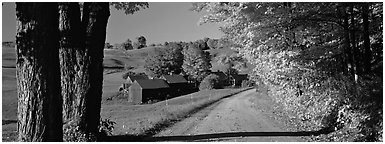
top-left (122, 71), bottom-right (136, 80)
top-left (241, 80), bottom-right (254, 88)
top-left (133, 36), bottom-right (147, 49)
top-left (199, 74), bottom-right (222, 91)
top-left (63, 120), bottom-right (96, 142)
top-left (104, 43), bottom-right (113, 49)
top-left (98, 118), bottom-right (116, 140)
top-left (267, 73), bottom-right (383, 142)
top-left (121, 39), bottom-right (133, 50)
top-left (63, 119), bottom-right (116, 142)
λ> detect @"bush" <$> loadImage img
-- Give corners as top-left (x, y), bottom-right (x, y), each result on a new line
top-left (121, 39), bottom-right (133, 50)
top-left (63, 120), bottom-right (96, 142)
top-left (98, 119), bottom-right (116, 140)
top-left (122, 71), bottom-right (136, 80)
top-left (199, 74), bottom-right (222, 91)
top-left (241, 80), bottom-right (254, 88)
top-left (63, 119), bottom-right (116, 142)
top-left (266, 73), bottom-right (383, 142)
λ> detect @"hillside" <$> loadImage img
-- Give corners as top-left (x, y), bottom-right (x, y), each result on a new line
top-left (104, 46), bottom-right (166, 73)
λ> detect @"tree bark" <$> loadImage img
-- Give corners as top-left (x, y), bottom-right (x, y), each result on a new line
top-left (362, 3), bottom-right (371, 74)
top-left (58, 2), bottom-right (91, 130)
top-left (82, 2), bottom-right (110, 136)
top-left (15, 3), bottom-right (62, 141)
top-left (343, 5), bottom-right (354, 77)
top-left (350, 4), bottom-right (360, 76)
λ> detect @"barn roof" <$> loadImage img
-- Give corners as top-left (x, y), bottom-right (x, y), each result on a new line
top-left (162, 75), bottom-right (188, 84)
top-left (128, 75), bottom-right (148, 81)
top-left (212, 71), bottom-right (227, 79)
top-left (230, 74), bottom-right (248, 80)
top-left (135, 79), bottom-right (169, 89)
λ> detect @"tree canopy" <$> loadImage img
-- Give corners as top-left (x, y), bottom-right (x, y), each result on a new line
top-left (182, 42), bottom-right (212, 83)
top-left (192, 2), bottom-right (383, 141)
top-left (144, 42), bottom-right (184, 78)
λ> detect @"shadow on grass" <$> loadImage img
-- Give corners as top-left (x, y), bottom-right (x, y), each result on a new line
top-left (106, 129), bottom-right (331, 142)
top-left (2, 120), bottom-right (17, 125)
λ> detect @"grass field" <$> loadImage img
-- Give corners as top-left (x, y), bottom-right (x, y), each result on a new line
top-left (101, 88), bottom-right (251, 137)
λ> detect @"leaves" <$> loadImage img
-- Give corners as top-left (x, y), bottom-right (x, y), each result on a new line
top-left (144, 42), bottom-right (184, 78)
top-left (110, 2), bottom-right (149, 15)
top-left (195, 2), bottom-right (383, 141)
top-left (182, 43), bottom-right (212, 82)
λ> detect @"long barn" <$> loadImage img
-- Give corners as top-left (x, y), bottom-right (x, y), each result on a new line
top-left (161, 74), bottom-right (188, 97)
top-left (128, 79), bottom-right (170, 104)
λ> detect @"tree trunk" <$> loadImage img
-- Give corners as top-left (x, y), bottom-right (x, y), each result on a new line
top-left (362, 3), bottom-right (371, 74)
top-left (350, 4), bottom-right (360, 76)
top-left (82, 2), bottom-right (110, 136)
top-left (15, 3), bottom-right (62, 141)
top-left (58, 2), bottom-right (91, 131)
top-left (343, 5), bottom-right (354, 77)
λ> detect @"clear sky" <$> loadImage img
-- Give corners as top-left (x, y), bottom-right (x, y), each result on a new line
top-left (1, 2), bottom-right (224, 45)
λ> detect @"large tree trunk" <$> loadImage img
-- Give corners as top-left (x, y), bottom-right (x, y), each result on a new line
top-left (58, 2), bottom-right (91, 131)
top-left (15, 3), bottom-right (62, 141)
top-left (82, 2), bottom-right (110, 136)
top-left (362, 3), bottom-right (371, 74)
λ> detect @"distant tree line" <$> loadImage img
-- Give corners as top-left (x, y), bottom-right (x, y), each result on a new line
top-left (105, 36), bottom-right (147, 50)
top-left (142, 37), bottom-right (242, 89)
top-left (105, 36), bottom-right (232, 51)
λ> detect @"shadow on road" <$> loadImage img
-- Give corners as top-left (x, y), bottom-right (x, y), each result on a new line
top-left (106, 129), bottom-right (330, 142)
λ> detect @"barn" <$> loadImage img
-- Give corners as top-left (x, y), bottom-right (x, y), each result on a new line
top-left (128, 79), bottom-right (170, 104)
top-left (230, 74), bottom-right (248, 86)
top-left (161, 75), bottom-right (188, 97)
top-left (126, 75), bottom-right (148, 84)
top-left (122, 75), bottom-right (149, 90)
top-left (212, 71), bottom-right (230, 85)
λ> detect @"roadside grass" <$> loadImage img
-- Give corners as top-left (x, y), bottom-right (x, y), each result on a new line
top-left (101, 88), bottom-right (251, 137)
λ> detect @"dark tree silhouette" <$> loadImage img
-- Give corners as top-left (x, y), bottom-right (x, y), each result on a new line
top-left (16, 2), bottom-right (148, 141)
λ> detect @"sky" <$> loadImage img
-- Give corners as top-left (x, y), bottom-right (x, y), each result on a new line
top-left (1, 2), bottom-right (224, 45)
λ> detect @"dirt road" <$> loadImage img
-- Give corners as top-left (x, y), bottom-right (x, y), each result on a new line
top-left (152, 89), bottom-right (306, 142)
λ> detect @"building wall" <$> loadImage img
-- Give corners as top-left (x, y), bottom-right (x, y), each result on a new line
top-left (142, 88), bottom-right (170, 103)
top-left (168, 83), bottom-right (188, 98)
top-left (129, 82), bottom-right (142, 104)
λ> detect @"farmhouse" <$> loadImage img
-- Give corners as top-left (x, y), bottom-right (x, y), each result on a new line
top-left (161, 74), bottom-right (188, 97)
top-left (128, 79), bottom-right (170, 104)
